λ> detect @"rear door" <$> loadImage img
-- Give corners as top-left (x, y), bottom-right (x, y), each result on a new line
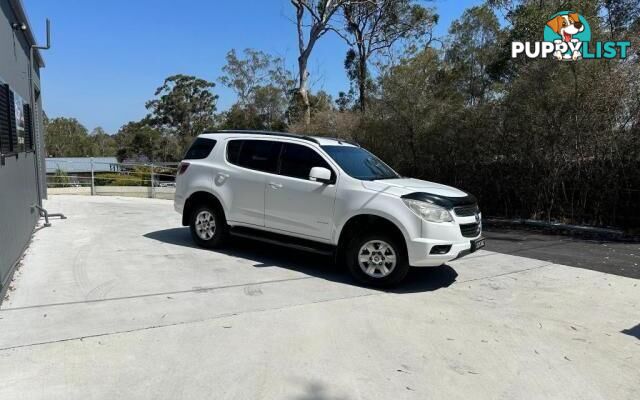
top-left (265, 142), bottom-right (337, 240)
top-left (224, 139), bottom-right (282, 227)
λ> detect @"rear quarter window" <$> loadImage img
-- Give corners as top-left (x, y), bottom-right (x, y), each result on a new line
top-left (184, 138), bottom-right (217, 160)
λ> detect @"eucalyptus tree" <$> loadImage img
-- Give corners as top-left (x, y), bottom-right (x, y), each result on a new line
top-left (145, 74), bottom-right (218, 140)
top-left (290, 0), bottom-right (348, 125)
top-left (336, 0), bottom-right (438, 111)
top-left (218, 48), bottom-right (294, 130)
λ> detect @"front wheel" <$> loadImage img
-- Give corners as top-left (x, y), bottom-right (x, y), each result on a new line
top-left (189, 205), bottom-right (227, 249)
top-left (345, 233), bottom-right (409, 287)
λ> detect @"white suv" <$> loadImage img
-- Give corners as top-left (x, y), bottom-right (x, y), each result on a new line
top-left (175, 130), bottom-right (484, 287)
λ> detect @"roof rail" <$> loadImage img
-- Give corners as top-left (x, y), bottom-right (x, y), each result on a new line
top-left (209, 130), bottom-right (319, 144)
top-left (323, 137), bottom-right (361, 147)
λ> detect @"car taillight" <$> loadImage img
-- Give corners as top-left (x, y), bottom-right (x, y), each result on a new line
top-left (177, 162), bottom-right (190, 175)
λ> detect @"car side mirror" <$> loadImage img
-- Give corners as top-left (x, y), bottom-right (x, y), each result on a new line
top-left (309, 167), bottom-right (333, 184)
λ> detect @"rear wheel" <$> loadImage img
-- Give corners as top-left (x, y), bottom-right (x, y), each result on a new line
top-left (345, 232), bottom-right (409, 287)
top-left (189, 204), bottom-right (227, 248)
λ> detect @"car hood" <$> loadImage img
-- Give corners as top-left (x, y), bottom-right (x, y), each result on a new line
top-left (362, 178), bottom-right (468, 198)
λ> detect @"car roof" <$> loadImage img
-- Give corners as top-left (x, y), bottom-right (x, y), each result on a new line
top-left (199, 130), bottom-right (359, 147)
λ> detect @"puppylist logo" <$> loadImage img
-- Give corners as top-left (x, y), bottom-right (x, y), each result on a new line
top-left (512, 11), bottom-right (631, 61)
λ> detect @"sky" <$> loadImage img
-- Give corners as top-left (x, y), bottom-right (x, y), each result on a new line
top-left (23, 0), bottom-right (483, 133)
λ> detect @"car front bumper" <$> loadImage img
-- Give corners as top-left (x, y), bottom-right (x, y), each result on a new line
top-left (407, 238), bottom-right (483, 267)
top-left (406, 214), bottom-right (483, 267)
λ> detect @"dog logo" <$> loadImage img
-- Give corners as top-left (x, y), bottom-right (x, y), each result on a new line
top-left (512, 11), bottom-right (630, 60)
top-left (544, 12), bottom-right (590, 60)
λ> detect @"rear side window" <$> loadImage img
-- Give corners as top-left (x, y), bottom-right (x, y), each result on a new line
top-left (228, 140), bottom-right (282, 173)
top-left (184, 138), bottom-right (217, 160)
top-left (280, 143), bottom-right (333, 180)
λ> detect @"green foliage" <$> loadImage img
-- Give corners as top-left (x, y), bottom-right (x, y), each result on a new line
top-left (602, 0), bottom-right (640, 33)
top-left (218, 48), bottom-right (294, 130)
top-left (338, 0), bottom-right (439, 111)
top-left (49, 168), bottom-right (71, 188)
top-left (447, 5), bottom-right (503, 105)
top-left (90, 127), bottom-right (117, 157)
top-left (45, 118), bottom-right (116, 157)
top-left (145, 74), bottom-right (218, 139)
top-left (94, 166), bottom-right (155, 187)
top-left (356, 0), bottom-right (640, 228)
top-left (113, 121), bottom-right (183, 162)
top-left (286, 90), bottom-right (334, 126)
top-left (45, 117), bottom-right (91, 157)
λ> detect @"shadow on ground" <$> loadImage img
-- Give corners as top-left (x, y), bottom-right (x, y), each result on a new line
top-left (144, 227), bottom-right (458, 294)
top-left (621, 324), bottom-right (640, 340)
top-left (292, 381), bottom-right (349, 400)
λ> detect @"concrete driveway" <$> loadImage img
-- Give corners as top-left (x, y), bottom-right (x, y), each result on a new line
top-left (1, 195), bottom-right (638, 400)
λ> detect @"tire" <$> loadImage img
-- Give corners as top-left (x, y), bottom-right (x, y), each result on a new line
top-left (189, 204), bottom-right (228, 249)
top-left (345, 232), bottom-right (409, 287)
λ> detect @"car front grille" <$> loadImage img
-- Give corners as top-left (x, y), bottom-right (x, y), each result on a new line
top-left (460, 222), bottom-right (481, 238)
top-left (454, 205), bottom-right (479, 217)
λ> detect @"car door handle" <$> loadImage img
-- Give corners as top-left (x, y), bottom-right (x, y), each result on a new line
top-left (269, 182), bottom-right (283, 189)
top-left (217, 173), bottom-right (230, 179)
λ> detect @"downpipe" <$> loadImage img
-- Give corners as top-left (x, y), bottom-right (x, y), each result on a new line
top-left (28, 19), bottom-right (51, 207)
top-left (32, 204), bottom-right (66, 227)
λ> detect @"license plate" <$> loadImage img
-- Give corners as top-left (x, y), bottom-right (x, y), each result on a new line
top-left (471, 238), bottom-right (485, 252)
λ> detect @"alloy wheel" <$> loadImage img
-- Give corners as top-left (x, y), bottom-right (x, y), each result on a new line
top-left (358, 240), bottom-right (397, 278)
top-left (195, 210), bottom-right (216, 240)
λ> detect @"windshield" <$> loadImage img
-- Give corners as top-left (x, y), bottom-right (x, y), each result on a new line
top-left (322, 145), bottom-right (400, 181)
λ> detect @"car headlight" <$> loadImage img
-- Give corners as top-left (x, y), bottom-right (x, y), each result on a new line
top-left (402, 199), bottom-right (454, 223)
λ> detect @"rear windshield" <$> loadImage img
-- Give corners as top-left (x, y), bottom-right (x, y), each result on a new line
top-left (184, 138), bottom-right (217, 160)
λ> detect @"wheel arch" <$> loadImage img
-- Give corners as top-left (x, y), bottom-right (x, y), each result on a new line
top-left (335, 213), bottom-right (408, 263)
top-left (182, 190), bottom-right (226, 226)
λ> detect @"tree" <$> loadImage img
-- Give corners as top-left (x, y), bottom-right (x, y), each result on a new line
top-left (145, 74), bottom-right (218, 140)
top-left (218, 48), bottom-right (294, 130)
top-left (89, 127), bottom-right (117, 156)
top-left (50, 167), bottom-right (71, 188)
top-left (219, 49), bottom-right (293, 105)
top-left (337, 0), bottom-right (438, 111)
top-left (336, 90), bottom-right (355, 111)
top-left (602, 0), bottom-right (640, 34)
top-left (220, 104), bottom-right (264, 131)
top-left (290, 0), bottom-right (346, 125)
top-left (286, 89), bottom-right (333, 123)
top-left (114, 121), bottom-right (169, 162)
top-left (252, 85), bottom-right (290, 130)
top-left (288, 90), bottom-right (361, 137)
top-left (369, 47), bottom-right (454, 174)
top-left (446, 5), bottom-right (502, 106)
top-left (45, 117), bottom-right (91, 157)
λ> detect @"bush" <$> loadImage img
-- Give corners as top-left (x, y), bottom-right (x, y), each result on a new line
top-left (49, 168), bottom-right (71, 188)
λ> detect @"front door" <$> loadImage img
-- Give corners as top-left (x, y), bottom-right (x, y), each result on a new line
top-left (265, 142), bottom-right (337, 240)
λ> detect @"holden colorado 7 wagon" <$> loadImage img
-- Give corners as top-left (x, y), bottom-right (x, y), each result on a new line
top-left (174, 130), bottom-right (484, 287)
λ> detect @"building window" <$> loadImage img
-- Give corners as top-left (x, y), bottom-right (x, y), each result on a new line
top-left (0, 83), bottom-right (11, 154)
top-left (0, 82), bottom-right (32, 154)
top-left (14, 93), bottom-right (26, 152)
top-left (23, 103), bottom-right (33, 151)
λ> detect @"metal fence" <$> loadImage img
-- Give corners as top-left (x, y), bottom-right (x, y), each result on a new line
top-left (46, 159), bottom-right (179, 199)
